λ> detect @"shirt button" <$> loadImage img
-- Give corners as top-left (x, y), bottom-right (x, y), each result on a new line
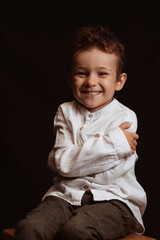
top-left (95, 133), bottom-right (100, 138)
top-left (82, 184), bottom-right (89, 191)
top-left (88, 113), bottom-right (93, 118)
top-left (80, 127), bottom-right (84, 130)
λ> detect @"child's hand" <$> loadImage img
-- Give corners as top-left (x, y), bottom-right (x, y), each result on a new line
top-left (119, 122), bottom-right (139, 154)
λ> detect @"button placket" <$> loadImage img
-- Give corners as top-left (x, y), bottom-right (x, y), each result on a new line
top-left (88, 113), bottom-right (93, 118)
top-left (95, 133), bottom-right (100, 138)
top-left (82, 184), bottom-right (89, 191)
top-left (86, 113), bottom-right (94, 122)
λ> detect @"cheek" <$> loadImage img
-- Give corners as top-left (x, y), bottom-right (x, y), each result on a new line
top-left (71, 81), bottom-right (81, 95)
top-left (72, 77), bottom-right (84, 89)
top-left (101, 81), bottom-right (117, 94)
top-left (101, 81), bottom-right (114, 89)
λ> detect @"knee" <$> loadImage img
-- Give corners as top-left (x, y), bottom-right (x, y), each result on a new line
top-left (61, 216), bottom-right (99, 240)
top-left (15, 217), bottom-right (44, 239)
top-left (61, 219), bottom-right (81, 240)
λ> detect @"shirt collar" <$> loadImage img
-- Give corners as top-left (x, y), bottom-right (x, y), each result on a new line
top-left (75, 98), bottom-right (119, 120)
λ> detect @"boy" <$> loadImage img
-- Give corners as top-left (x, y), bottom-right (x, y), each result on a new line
top-left (15, 25), bottom-right (147, 240)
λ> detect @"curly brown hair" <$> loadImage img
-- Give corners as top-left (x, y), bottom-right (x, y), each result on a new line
top-left (68, 25), bottom-right (126, 78)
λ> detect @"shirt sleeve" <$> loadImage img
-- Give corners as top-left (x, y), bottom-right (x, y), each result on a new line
top-left (48, 106), bottom-right (135, 177)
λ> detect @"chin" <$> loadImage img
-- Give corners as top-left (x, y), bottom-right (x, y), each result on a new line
top-left (84, 104), bottom-right (99, 112)
top-left (82, 102), bottom-right (97, 109)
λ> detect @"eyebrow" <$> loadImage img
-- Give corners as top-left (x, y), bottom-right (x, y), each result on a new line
top-left (98, 67), bottom-right (111, 70)
top-left (74, 66), bottom-right (110, 70)
top-left (73, 67), bottom-right (86, 71)
top-left (96, 67), bottom-right (112, 73)
top-left (72, 66), bottom-right (112, 73)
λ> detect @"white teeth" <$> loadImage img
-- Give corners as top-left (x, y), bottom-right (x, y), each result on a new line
top-left (84, 91), bottom-right (101, 95)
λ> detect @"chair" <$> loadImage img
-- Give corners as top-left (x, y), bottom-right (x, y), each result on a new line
top-left (2, 228), bottom-right (157, 240)
top-left (2, 229), bottom-right (15, 240)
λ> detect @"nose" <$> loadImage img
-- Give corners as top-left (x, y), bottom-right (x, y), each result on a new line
top-left (85, 74), bottom-right (97, 87)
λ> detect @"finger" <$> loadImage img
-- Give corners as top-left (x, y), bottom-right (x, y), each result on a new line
top-left (131, 149), bottom-right (135, 154)
top-left (133, 140), bottom-right (137, 146)
top-left (119, 122), bottom-right (131, 130)
top-left (131, 145), bottom-right (136, 155)
top-left (131, 144), bottom-right (136, 151)
top-left (133, 133), bottom-right (139, 140)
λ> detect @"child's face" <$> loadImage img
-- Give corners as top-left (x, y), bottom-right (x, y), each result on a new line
top-left (70, 48), bottom-right (127, 112)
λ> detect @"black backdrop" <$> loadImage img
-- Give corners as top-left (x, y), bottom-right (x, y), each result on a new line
top-left (0, 1), bottom-right (159, 239)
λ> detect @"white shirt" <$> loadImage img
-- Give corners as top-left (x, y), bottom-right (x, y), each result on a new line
top-left (43, 98), bottom-right (147, 233)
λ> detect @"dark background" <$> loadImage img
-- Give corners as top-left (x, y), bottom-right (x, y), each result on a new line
top-left (0, 1), bottom-right (159, 239)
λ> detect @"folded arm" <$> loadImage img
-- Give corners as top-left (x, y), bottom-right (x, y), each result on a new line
top-left (48, 107), bottom-right (137, 177)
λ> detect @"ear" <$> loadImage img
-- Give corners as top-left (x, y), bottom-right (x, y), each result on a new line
top-left (115, 73), bottom-right (127, 91)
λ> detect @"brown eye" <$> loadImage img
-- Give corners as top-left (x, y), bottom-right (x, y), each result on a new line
top-left (99, 72), bottom-right (108, 76)
top-left (77, 72), bottom-right (86, 75)
top-left (75, 72), bottom-right (88, 77)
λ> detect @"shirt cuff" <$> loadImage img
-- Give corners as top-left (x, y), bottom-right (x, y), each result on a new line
top-left (108, 127), bottom-right (132, 159)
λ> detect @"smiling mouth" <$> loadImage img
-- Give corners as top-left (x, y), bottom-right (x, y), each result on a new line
top-left (82, 91), bottom-right (102, 96)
